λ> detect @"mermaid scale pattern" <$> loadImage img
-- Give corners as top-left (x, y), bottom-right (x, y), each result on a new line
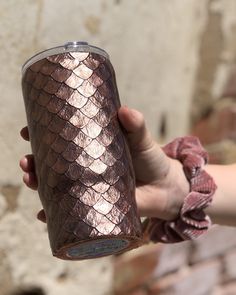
top-left (22, 51), bottom-right (142, 259)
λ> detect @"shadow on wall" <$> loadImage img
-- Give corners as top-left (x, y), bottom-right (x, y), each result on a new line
top-left (9, 286), bottom-right (45, 295)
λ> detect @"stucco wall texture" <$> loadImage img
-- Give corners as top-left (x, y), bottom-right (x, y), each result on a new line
top-left (0, 1), bottom-right (236, 295)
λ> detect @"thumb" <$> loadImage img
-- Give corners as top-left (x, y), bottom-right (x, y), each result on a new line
top-left (118, 106), bottom-right (154, 152)
top-left (118, 106), bottom-right (171, 183)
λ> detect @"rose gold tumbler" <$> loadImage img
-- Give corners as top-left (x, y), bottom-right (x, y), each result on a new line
top-left (21, 42), bottom-right (142, 260)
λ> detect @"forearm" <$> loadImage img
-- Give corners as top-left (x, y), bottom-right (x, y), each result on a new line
top-left (205, 164), bottom-right (236, 226)
top-left (163, 160), bottom-right (236, 227)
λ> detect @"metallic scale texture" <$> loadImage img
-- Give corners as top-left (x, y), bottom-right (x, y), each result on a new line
top-left (22, 46), bottom-right (142, 260)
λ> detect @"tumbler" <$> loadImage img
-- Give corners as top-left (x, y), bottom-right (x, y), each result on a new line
top-left (21, 41), bottom-right (143, 260)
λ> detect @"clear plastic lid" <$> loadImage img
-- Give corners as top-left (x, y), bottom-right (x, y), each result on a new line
top-left (22, 41), bottom-right (109, 75)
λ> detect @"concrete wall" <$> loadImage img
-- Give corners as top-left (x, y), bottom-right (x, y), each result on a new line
top-left (0, 1), bottom-right (236, 295)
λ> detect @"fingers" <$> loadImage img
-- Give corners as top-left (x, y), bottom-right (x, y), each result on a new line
top-left (118, 106), bottom-right (154, 152)
top-left (20, 126), bottom-right (30, 141)
top-left (37, 209), bottom-right (46, 223)
top-left (20, 127), bottom-right (44, 222)
top-left (23, 172), bottom-right (38, 190)
top-left (19, 154), bottom-right (35, 172)
top-left (20, 154), bottom-right (38, 190)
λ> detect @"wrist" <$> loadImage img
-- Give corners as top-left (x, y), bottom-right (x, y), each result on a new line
top-left (143, 136), bottom-right (217, 244)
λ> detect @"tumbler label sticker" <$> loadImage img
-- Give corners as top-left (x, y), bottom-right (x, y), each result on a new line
top-left (67, 239), bottom-right (129, 259)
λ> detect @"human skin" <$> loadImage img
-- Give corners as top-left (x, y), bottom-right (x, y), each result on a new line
top-left (20, 106), bottom-right (236, 227)
top-left (205, 164), bottom-right (236, 226)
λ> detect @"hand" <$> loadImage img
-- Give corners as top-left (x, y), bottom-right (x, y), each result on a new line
top-left (20, 106), bottom-right (189, 223)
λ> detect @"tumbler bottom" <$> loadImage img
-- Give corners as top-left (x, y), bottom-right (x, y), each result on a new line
top-left (55, 238), bottom-right (130, 260)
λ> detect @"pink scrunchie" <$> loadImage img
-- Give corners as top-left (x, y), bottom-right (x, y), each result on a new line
top-left (143, 136), bottom-right (217, 243)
